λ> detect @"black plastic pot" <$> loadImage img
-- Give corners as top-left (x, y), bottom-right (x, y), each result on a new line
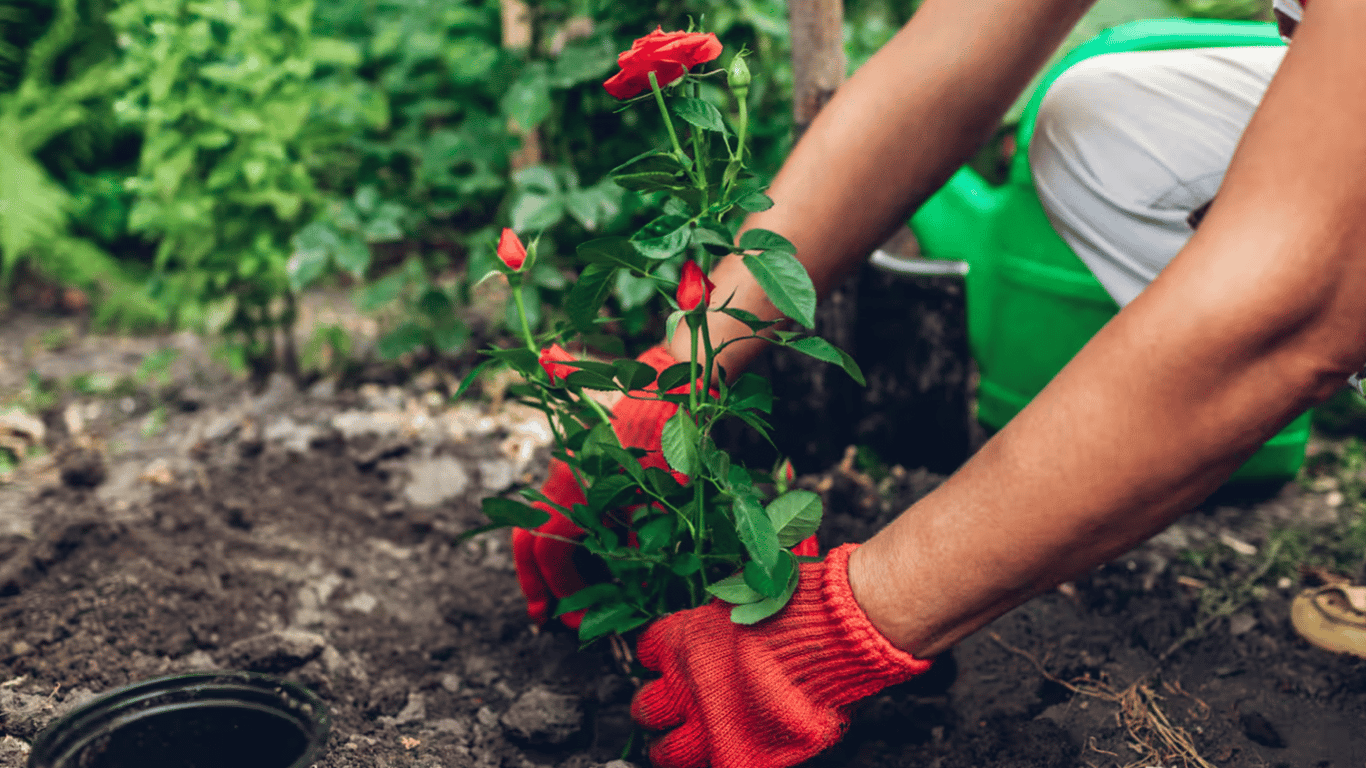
top-left (27, 671), bottom-right (330, 768)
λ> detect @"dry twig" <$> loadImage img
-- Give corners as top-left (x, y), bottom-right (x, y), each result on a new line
top-left (989, 632), bottom-right (1217, 768)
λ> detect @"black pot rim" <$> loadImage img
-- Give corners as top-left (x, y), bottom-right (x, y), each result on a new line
top-left (27, 670), bottom-right (330, 768)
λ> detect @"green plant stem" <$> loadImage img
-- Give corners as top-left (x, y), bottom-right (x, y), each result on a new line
top-left (649, 72), bottom-right (688, 169)
top-left (700, 317), bottom-right (716, 409)
top-left (687, 315), bottom-right (701, 414)
top-left (512, 281), bottom-right (536, 352)
top-left (575, 385), bottom-right (615, 428)
top-left (735, 87), bottom-right (749, 165)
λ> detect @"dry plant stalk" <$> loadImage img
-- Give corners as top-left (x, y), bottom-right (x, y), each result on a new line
top-left (989, 632), bottom-right (1216, 768)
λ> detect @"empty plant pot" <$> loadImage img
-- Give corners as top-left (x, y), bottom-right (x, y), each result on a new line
top-left (27, 671), bottom-right (330, 768)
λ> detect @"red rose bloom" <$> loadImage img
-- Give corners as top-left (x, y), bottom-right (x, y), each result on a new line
top-left (603, 27), bottom-right (723, 100)
top-left (676, 260), bottom-right (715, 311)
top-left (498, 228), bottom-right (527, 271)
top-left (539, 343), bottom-right (577, 384)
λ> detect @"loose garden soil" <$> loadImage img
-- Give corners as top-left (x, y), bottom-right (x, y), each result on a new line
top-left (0, 309), bottom-right (1364, 768)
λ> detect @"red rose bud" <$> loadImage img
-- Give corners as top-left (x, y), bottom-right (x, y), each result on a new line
top-left (603, 27), bottom-right (723, 100)
top-left (539, 343), bottom-right (577, 384)
top-left (676, 260), bottom-right (715, 311)
top-left (497, 228), bottom-right (527, 271)
top-left (775, 457), bottom-right (795, 492)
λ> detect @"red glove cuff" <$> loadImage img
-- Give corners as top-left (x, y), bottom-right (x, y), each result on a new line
top-left (790, 543), bottom-right (932, 710)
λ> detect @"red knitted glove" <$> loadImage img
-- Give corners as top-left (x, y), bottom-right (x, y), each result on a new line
top-left (513, 346), bottom-right (679, 628)
top-left (631, 543), bottom-right (929, 768)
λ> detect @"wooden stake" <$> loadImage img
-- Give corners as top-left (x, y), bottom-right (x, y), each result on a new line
top-left (500, 0), bottom-right (541, 169)
top-left (788, 0), bottom-right (846, 140)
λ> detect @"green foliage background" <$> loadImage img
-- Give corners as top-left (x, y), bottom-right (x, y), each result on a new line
top-left (0, 0), bottom-right (1269, 373)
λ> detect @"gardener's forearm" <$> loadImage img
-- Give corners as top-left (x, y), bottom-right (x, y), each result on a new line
top-left (850, 0), bottom-right (1366, 658)
top-left (669, 0), bottom-right (1098, 374)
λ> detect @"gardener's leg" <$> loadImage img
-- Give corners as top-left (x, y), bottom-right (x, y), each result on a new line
top-left (1030, 45), bottom-right (1287, 307)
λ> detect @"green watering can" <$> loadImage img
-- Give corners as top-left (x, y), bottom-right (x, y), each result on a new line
top-left (895, 18), bottom-right (1308, 481)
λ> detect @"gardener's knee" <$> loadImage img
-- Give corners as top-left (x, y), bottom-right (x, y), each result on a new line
top-left (1028, 55), bottom-right (1171, 216)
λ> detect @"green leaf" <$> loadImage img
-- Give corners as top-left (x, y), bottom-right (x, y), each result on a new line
top-left (671, 97), bottom-right (729, 134)
top-left (657, 362), bottom-right (694, 393)
top-left (700, 436), bottom-right (730, 481)
top-left (670, 553), bottom-right (703, 576)
top-left (728, 373), bottom-right (773, 414)
top-left (453, 358), bottom-right (495, 402)
top-left (636, 515), bottom-right (674, 552)
top-left (609, 150), bottom-right (690, 194)
top-left (631, 220), bottom-right (691, 260)
top-left (664, 312), bottom-right (685, 356)
top-left (613, 359), bottom-right (658, 391)
top-left (511, 190), bottom-right (565, 232)
top-left (484, 347), bottom-right (540, 376)
top-left (334, 237), bottom-right (371, 277)
top-left (597, 441), bottom-right (647, 480)
top-left (661, 410), bottom-right (701, 477)
top-left (564, 369), bottom-right (619, 391)
top-left (733, 495), bottom-right (779, 570)
top-left (692, 225), bottom-right (734, 255)
top-left (579, 602), bottom-right (646, 643)
top-left (482, 497), bottom-right (550, 529)
top-left (555, 584), bottom-right (621, 616)
top-left (587, 474), bottom-right (638, 512)
top-left (645, 466), bottom-right (684, 497)
top-left (502, 62), bottom-right (553, 131)
top-left (550, 37), bottom-right (616, 87)
top-left (706, 571), bottom-right (765, 604)
top-left (377, 322), bottom-right (426, 359)
top-left (730, 557), bottom-right (800, 625)
top-left (736, 191), bottom-right (774, 212)
top-left (727, 465), bottom-right (754, 492)
top-left (287, 244), bottom-right (330, 292)
top-left (731, 409), bottom-right (774, 444)
top-left (738, 228), bottom-right (796, 254)
top-left (743, 550), bottom-right (795, 599)
top-left (432, 321), bottom-right (471, 354)
top-left (767, 490), bottom-right (823, 548)
top-left (787, 337), bottom-right (866, 386)
top-left (717, 308), bottom-right (778, 332)
top-left (356, 270), bottom-right (405, 311)
top-left (565, 264), bottom-right (616, 332)
top-left (742, 251), bottom-right (817, 329)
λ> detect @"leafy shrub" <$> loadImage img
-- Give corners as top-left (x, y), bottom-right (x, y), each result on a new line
top-left (107, 0), bottom-right (375, 372)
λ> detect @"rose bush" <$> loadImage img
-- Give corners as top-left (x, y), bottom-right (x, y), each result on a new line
top-left (466, 26), bottom-right (863, 645)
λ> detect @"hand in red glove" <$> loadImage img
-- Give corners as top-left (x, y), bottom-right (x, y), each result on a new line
top-left (631, 543), bottom-right (929, 768)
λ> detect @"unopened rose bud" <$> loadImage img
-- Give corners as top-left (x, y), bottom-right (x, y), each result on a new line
top-left (676, 260), bottom-right (715, 311)
top-left (539, 343), bottom-right (576, 384)
top-left (727, 53), bottom-right (751, 91)
top-left (497, 228), bottom-right (527, 271)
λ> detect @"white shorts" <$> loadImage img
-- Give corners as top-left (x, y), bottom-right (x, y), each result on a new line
top-left (1029, 45), bottom-right (1286, 307)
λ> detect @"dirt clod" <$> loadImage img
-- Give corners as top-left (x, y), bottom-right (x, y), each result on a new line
top-left (500, 686), bottom-right (586, 747)
top-left (223, 630), bottom-right (328, 673)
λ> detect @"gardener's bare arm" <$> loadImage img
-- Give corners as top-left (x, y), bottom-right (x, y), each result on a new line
top-left (668, 0), bottom-right (1099, 372)
top-left (851, 0), bottom-right (1366, 658)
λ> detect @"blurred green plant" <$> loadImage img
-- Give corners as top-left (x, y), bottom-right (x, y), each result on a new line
top-left (1166, 0), bottom-right (1269, 19)
top-left (107, 0), bottom-right (377, 376)
top-left (0, 0), bottom-right (160, 326)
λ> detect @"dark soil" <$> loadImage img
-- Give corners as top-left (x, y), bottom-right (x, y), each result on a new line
top-left (1, 314), bottom-right (1365, 768)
